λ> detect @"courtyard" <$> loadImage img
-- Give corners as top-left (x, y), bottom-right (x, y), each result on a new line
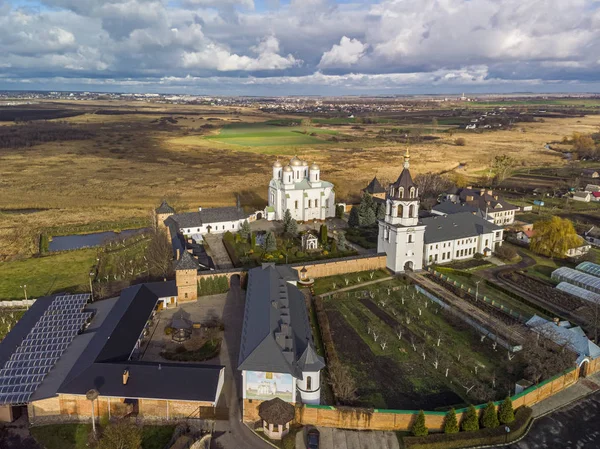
top-left (319, 278), bottom-right (525, 410)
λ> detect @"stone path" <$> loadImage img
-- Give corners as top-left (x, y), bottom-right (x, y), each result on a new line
top-left (202, 234), bottom-right (233, 269)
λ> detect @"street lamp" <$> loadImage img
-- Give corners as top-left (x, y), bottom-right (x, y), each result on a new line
top-left (86, 389), bottom-right (99, 437)
top-left (89, 272), bottom-right (95, 302)
top-left (19, 285), bottom-right (27, 301)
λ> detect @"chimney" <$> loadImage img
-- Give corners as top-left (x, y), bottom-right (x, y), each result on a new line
top-left (553, 317), bottom-right (560, 326)
top-left (123, 369), bottom-right (130, 385)
top-left (487, 190), bottom-right (493, 196)
top-left (198, 206), bottom-right (202, 212)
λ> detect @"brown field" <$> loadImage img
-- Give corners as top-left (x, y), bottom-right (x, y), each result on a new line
top-left (0, 100), bottom-right (597, 260)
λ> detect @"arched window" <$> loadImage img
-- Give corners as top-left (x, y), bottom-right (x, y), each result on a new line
top-left (398, 187), bottom-right (404, 198)
top-left (397, 205), bottom-right (403, 217)
top-left (408, 204), bottom-right (414, 217)
top-left (306, 376), bottom-right (312, 390)
top-left (410, 187), bottom-right (415, 198)
top-left (390, 186), bottom-right (395, 197)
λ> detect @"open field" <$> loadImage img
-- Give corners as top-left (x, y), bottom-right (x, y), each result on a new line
top-left (322, 279), bottom-right (523, 410)
top-left (0, 101), bottom-right (598, 263)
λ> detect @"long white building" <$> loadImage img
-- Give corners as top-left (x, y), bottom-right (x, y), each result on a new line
top-left (268, 156), bottom-right (335, 221)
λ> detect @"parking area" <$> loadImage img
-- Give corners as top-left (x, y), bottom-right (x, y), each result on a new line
top-left (295, 427), bottom-right (400, 449)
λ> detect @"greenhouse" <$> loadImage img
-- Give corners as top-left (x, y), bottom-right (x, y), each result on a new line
top-left (551, 267), bottom-right (600, 295)
top-left (557, 282), bottom-right (600, 305)
top-left (576, 261), bottom-right (600, 278)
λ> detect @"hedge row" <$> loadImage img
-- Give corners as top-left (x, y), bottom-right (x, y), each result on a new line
top-left (222, 238), bottom-right (242, 268)
top-left (403, 406), bottom-right (533, 449)
top-left (197, 276), bottom-right (230, 296)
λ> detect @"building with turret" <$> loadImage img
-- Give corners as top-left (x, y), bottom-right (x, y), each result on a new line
top-left (268, 156), bottom-right (335, 222)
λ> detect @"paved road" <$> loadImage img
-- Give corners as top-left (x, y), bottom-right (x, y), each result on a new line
top-left (212, 277), bottom-right (272, 449)
top-left (296, 426), bottom-right (399, 449)
top-left (203, 234), bottom-right (233, 269)
top-left (509, 389), bottom-right (600, 449)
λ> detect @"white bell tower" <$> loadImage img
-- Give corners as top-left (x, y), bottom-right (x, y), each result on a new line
top-left (377, 149), bottom-right (426, 273)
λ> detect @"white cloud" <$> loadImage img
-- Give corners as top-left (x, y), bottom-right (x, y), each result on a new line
top-left (318, 36), bottom-right (368, 68)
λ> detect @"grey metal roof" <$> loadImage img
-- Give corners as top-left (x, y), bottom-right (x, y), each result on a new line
top-left (174, 251), bottom-right (199, 271)
top-left (156, 200), bottom-right (175, 214)
top-left (432, 202), bottom-right (480, 216)
top-left (145, 280), bottom-right (177, 298)
top-left (421, 212), bottom-right (502, 244)
top-left (168, 207), bottom-right (248, 229)
top-left (238, 265), bottom-right (321, 378)
top-left (59, 362), bottom-right (223, 403)
top-left (458, 188), bottom-right (519, 212)
top-left (364, 177), bottom-right (385, 194)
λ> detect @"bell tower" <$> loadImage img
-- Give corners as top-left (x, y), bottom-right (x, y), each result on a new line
top-left (377, 149), bottom-right (426, 273)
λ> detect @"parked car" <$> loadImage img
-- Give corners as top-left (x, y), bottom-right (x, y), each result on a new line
top-left (307, 428), bottom-right (320, 449)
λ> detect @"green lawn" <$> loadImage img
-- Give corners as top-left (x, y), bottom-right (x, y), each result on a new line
top-left (505, 242), bottom-right (562, 283)
top-left (205, 122), bottom-right (340, 147)
top-left (30, 423), bottom-right (175, 449)
top-left (313, 269), bottom-right (391, 296)
top-left (0, 249), bottom-right (97, 300)
top-left (30, 423), bottom-right (91, 449)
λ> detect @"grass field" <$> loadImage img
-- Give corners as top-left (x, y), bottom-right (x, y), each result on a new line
top-left (0, 249), bottom-right (97, 300)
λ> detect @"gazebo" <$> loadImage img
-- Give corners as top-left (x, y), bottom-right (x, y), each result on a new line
top-left (170, 309), bottom-right (193, 343)
top-left (258, 397), bottom-right (295, 440)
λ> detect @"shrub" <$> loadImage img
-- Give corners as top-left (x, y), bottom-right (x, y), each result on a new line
top-left (444, 408), bottom-right (459, 434)
top-left (223, 231), bottom-right (234, 242)
top-left (320, 224), bottom-right (328, 245)
top-left (455, 137), bottom-right (467, 146)
top-left (296, 251), bottom-right (306, 258)
top-left (98, 420), bottom-right (141, 449)
top-left (461, 405), bottom-right (479, 432)
top-left (336, 204), bottom-right (345, 218)
top-left (481, 402), bottom-right (499, 429)
top-left (412, 410), bottom-right (428, 437)
top-left (473, 252), bottom-right (484, 260)
top-left (495, 245), bottom-right (517, 261)
top-left (498, 397), bottom-right (515, 424)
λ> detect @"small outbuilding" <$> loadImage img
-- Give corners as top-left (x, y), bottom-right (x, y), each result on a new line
top-left (170, 308), bottom-right (193, 343)
top-left (258, 397), bottom-right (296, 440)
top-left (302, 232), bottom-right (319, 251)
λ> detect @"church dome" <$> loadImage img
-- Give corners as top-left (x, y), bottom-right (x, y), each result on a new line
top-left (273, 160), bottom-right (282, 168)
top-left (301, 160), bottom-right (308, 167)
top-left (290, 156), bottom-right (302, 166)
top-left (310, 163), bottom-right (320, 170)
top-left (283, 165), bottom-right (293, 172)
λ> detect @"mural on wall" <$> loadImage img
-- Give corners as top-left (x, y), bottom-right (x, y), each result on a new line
top-left (246, 371), bottom-right (294, 402)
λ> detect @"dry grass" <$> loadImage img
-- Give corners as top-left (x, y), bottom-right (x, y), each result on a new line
top-left (0, 102), bottom-right (596, 261)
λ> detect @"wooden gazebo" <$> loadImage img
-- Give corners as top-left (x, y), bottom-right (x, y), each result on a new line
top-left (258, 397), bottom-right (295, 440)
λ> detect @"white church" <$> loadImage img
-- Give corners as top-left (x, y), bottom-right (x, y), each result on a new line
top-left (378, 150), bottom-right (504, 273)
top-left (267, 156), bottom-right (336, 222)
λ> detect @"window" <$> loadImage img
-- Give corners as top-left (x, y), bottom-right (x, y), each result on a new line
top-left (408, 204), bottom-right (414, 218)
top-left (399, 187), bottom-right (404, 198)
top-left (266, 372), bottom-right (273, 379)
top-left (408, 234), bottom-right (413, 243)
top-left (434, 254), bottom-right (438, 261)
top-left (316, 173), bottom-right (319, 181)
top-left (410, 187), bottom-right (415, 198)
top-left (435, 244), bottom-right (438, 249)
top-left (232, 224), bottom-right (235, 229)
top-left (442, 253), bottom-right (446, 261)
top-left (390, 186), bottom-right (395, 197)
top-left (308, 199), bottom-right (312, 208)
top-left (429, 255), bottom-right (433, 262)
top-left (295, 200), bottom-right (298, 209)
top-left (397, 205), bottom-right (403, 217)
top-left (456, 250), bottom-right (459, 257)
top-left (307, 376), bottom-right (312, 390)
top-left (315, 199), bottom-right (318, 208)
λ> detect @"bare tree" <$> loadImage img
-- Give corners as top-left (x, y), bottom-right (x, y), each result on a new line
top-left (395, 326), bottom-right (403, 340)
top-left (328, 360), bottom-right (357, 405)
top-left (146, 228), bottom-right (174, 279)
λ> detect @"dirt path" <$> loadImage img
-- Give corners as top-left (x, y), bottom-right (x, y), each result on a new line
top-left (203, 234), bottom-right (233, 269)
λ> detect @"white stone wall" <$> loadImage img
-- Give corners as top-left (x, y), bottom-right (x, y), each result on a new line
top-left (489, 209), bottom-right (516, 225)
top-left (422, 229), bottom-right (504, 266)
top-left (181, 218), bottom-right (245, 236)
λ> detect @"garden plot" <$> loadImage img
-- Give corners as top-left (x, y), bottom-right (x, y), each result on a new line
top-left (322, 280), bottom-right (525, 410)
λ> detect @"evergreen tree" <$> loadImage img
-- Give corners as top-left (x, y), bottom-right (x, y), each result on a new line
top-left (239, 220), bottom-right (251, 239)
top-left (481, 402), bottom-right (499, 429)
top-left (461, 405), bottom-right (480, 432)
top-left (376, 203), bottom-right (385, 220)
top-left (336, 204), bottom-right (345, 218)
top-left (411, 410), bottom-right (428, 437)
top-left (443, 408), bottom-right (459, 434)
top-left (283, 209), bottom-right (293, 233)
top-left (264, 231), bottom-right (277, 252)
top-left (498, 397), bottom-right (515, 424)
top-left (337, 232), bottom-right (347, 251)
top-left (320, 224), bottom-right (328, 245)
top-left (288, 218), bottom-right (298, 237)
top-left (348, 206), bottom-right (360, 227)
top-left (362, 207), bottom-right (377, 226)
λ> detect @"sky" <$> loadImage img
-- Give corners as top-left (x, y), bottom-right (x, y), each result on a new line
top-left (2, 0), bottom-right (600, 95)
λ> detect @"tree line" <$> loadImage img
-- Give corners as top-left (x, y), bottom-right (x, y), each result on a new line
top-left (0, 121), bottom-right (94, 149)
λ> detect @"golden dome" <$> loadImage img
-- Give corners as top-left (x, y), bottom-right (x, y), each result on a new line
top-left (283, 165), bottom-right (293, 172)
top-left (290, 156), bottom-right (302, 166)
top-left (301, 160), bottom-right (308, 167)
top-left (273, 160), bottom-right (282, 168)
top-left (310, 163), bottom-right (320, 170)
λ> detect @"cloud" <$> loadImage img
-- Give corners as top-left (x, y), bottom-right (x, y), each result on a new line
top-left (2, 0), bottom-right (600, 93)
top-left (318, 36), bottom-right (368, 68)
